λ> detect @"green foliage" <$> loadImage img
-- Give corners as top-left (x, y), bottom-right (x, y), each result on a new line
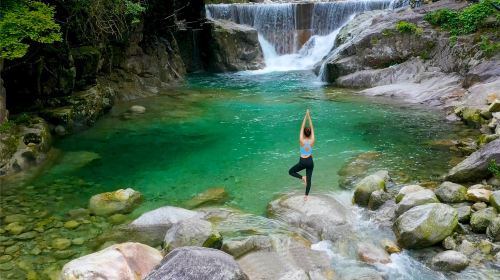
top-left (480, 35), bottom-right (500, 57)
top-left (489, 160), bottom-right (500, 178)
top-left (0, 0), bottom-right (62, 59)
top-left (424, 0), bottom-right (500, 35)
top-left (395, 21), bottom-right (423, 35)
top-left (0, 120), bottom-right (15, 133)
top-left (67, 0), bottom-right (146, 44)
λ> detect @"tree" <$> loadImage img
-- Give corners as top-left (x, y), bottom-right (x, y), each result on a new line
top-left (0, 0), bottom-right (62, 123)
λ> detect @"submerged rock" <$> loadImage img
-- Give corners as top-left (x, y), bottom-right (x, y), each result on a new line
top-left (470, 207), bottom-right (497, 233)
top-left (357, 242), bottom-right (391, 264)
top-left (144, 247), bottom-right (248, 280)
top-left (446, 139), bottom-right (500, 182)
top-left (185, 187), bottom-right (229, 209)
top-left (164, 218), bottom-right (222, 252)
top-left (60, 242), bottom-right (162, 280)
top-left (337, 151), bottom-right (381, 189)
top-left (393, 203), bottom-right (458, 249)
top-left (267, 193), bottom-right (349, 241)
top-left (395, 189), bottom-right (439, 217)
top-left (88, 188), bottom-right (143, 216)
top-left (435, 182), bottom-right (467, 203)
top-left (431, 250), bottom-right (469, 272)
top-left (353, 170), bottom-right (390, 207)
top-left (129, 105), bottom-right (146, 114)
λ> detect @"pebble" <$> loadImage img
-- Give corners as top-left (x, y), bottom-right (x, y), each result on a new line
top-left (52, 238), bottom-right (71, 250)
top-left (472, 202), bottom-right (488, 211)
top-left (72, 238), bottom-right (85, 245)
top-left (68, 208), bottom-right (90, 218)
top-left (5, 245), bottom-right (20, 254)
top-left (0, 255), bottom-right (12, 263)
top-left (5, 222), bottom-right (26, 235)
top-left (4, 214), bottom-right (29, 224)
top-left (108, 213), bottom-right (127, 225)
top-left (0, 262), bottom-right (14, 271)
top-left (15, 231), bottom-right (37, 240)
top-left (54, 249), bottom-right (77, 260)
top-left (26, 271), bottom-right (38, 280)
top-left (63, 220), bottom-right (80, 230)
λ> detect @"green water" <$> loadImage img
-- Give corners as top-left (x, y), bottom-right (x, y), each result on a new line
top-left (25, 71), bottom-right (473, 215)
top-left (0, 70), bottom-right (482, 279)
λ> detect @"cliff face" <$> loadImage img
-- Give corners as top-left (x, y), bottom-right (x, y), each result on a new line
top-left (319, 1), bottom-right (500, 111)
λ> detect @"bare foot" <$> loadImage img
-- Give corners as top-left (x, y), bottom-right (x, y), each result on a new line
top-left (301, 176), bottom-right (307, 186)
top-left (304, 195), bottom-right (308, 201)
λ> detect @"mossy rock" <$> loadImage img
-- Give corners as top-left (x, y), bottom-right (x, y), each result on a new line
top-left (203, 232), bottom-right (223, 249)
top-left (353, 170), bottom-right (390, 206)
top-left (470, 207), bottom-right (497, 233)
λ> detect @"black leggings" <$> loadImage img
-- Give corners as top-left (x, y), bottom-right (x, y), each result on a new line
top-left (288, 156), bottom-right (314, 196)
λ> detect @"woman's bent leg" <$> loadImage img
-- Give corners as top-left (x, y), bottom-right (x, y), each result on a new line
top-left (289, 161), bottom-right (305, 179)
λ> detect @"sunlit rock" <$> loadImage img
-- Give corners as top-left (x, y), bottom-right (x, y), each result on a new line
top-left (88, 188), bottom-right (143, 216)
top-left (353, 170), bottom-right (390, 207)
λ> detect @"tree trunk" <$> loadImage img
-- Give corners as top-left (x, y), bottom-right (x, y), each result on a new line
top-left (0, 59), bottom-right (7, 124)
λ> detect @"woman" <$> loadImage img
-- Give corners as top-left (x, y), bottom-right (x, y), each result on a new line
top-left (288, 109), bottom-right (315, 201)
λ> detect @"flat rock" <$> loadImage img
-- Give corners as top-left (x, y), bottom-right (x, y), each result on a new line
top-left (395, 185), bottom-right (425, 203)
top-left (267, 193), bottom-right (350, 241)
top-left (185, 187), bottom-right (229, 209)
top-left (164, 218), bottom-right (222, 252)
top-left (435, 182), bottom-right (467, 203)
top-left (466, 188), bottom-right (492, 203)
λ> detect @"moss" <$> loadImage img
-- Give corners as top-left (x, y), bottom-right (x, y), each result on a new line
top-left (382, 29), bottom-right (395, 37)
top-left (395, 21), bottom-right (423, 36)
top-left (203, 232), bottom-right (223, 249)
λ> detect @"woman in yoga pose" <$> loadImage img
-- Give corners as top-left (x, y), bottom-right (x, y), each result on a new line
top-left (288, 109), bottom-right (315, 201)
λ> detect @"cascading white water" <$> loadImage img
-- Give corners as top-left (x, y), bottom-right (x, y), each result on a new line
top-left (206, 0), bottom-right (396, 73)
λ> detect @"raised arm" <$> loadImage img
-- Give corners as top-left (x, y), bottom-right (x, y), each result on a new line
top-left (306, 110), bottom-right (315, 144)
top-left (299, 111), bottom-right (307, 143)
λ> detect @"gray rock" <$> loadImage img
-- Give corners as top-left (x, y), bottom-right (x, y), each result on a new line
top-left (472, 202), bottom-right (487, 211)
top-left (456, 205), bottom-right (472, 223)
top-left (490, 190), bottom-right (500, 211)
top-left (446, 139), bottom-right (500, 182)
top-left (395, 189), bottom-right (439, 217)
top-left (393, 203), bottom-right (458, 249)
top-left (487, 217), bottom-right (500, 241)
top-left (128, 206), bottom-right (200, 246)
top-left (489, 99), bottom-right (500, 113)
top-left (353, 170), bottom-right (390, 206)
top-left (357, 242), bottom-right (391, 264)
top-left (336, 266), bottom-right (383, 280)
top-left (164, 218), bottom-right (222, 252)
top-left (368, 190), bottom-right (391, 210)
top-left (395, 185), bottom-right (425, 203)
top-left (267, 193), bottom-right (350, 241)
top-left (470, 207), bottom-right (497, 233)
top-left (431, 250), bottom-right (469, 272)
top-left (435, 182), bottom-right (467, 203)
top-left (88, 188), bottom-right (143, 216)
top-left (144, 247), bottom-right (249, 280)
top-left (222, 236), bottom-right (273, 258)
top-left (457, 240), bottom-right (477, 256)
top-left (206, 20), bottom-right (264, 72)
top-left (442, 236), bottom-right (457, 250)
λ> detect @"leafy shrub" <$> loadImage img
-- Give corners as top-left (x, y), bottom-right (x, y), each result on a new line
top-left (0, 0), bottom-right (62, 59)
top-left (480, 35), bottom-right (500, 57)
top-left (489, 160), bottom-right (500, 178)
top-left (395, 21), bottom-right (423, 35)
top-left (424, 0), bottom-right (500, 35)
top-left (0, 121), bottom-right (15, 133)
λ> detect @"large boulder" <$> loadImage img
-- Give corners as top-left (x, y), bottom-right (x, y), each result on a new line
top-left (431, 250), bottom-right (469, 272)
top-left (60, 242), bottom-right (162, 280)
top-left (446, 139), bottom-right (500, 182)
top-left (127, 206), bottom-right (199, 246)
top-left (393, 203), bottom-right (458, 249)
top-left (395, 185), bottom-right (425, 203)
top-left (466, 188), bottom-right (492, 203)
top-left (470, 207), bottom-right (497, 233)
top-left (395, 189), bottom-right (439, 216)
top-left (206, 19), bottom-right (264, 72)
top-left (267, 193), bottom-right (350, 241)
top-left (487, 217), bottom-right (500, 241)
top-left (434, 182), bottom-right (467, 203)
top-left (164, 218), bottom-right (222, 252)
top-left (353, 170), bottom-right (390, 207)
top-left (88, 188), bottom-right (143, 216)
top-left (144, 247), bottom-right (249, 280)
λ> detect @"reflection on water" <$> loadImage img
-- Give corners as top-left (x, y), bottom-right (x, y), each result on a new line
top-left (0, 71), bottom-right (483, 279)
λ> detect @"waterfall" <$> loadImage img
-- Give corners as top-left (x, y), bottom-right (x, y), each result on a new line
top-left (206, 0), bottom-right (396, 72)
